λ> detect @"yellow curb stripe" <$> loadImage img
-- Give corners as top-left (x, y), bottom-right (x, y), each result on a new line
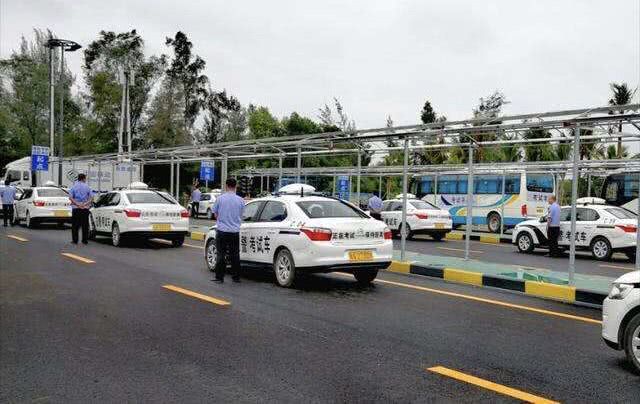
top-left (443, 268), bottom-right (482, 286)
top-left (373, 278), bottom-right (600, 324)
top-left (190, 231), bottom-right (206, 241)
top-left (7, 235), bottom-right (28, 242)
top-left (163, 285), bottom-right (230, 306)
top-left (60, 252), bottom-right (95, 264)
top-left (525, 281), bottom-right (576, 303)
top-left (445, 232), bottom-right (464, 240)
top-left (479, 235), bottom-right (500, 244)
top-left (387, 260), bottom-right (411, 274)
top-left (427, 366), bottom-right (559, 404)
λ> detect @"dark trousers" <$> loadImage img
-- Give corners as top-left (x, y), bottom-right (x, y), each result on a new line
top-left (547, 226), bottom-right (560, 256)
top-left (215, 231), bottom-right (241, 280)
top-left (72, 209), bottom-right (90, 243)
top-left (191, 202), bottom-right (199, 217)
top-left (3, 204), bottom-right (14, 226)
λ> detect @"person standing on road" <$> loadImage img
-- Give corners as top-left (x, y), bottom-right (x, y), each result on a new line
top-left (1, 180), bottom-right (17, 227)
top-left (191, 184), bottom-right (201, 218)
top-left (68, 173), bottom-right (93, 244)
top-left (211, 178), bottom-right (245, 283)
top-left (546, 195), bottom-right (561, 257)
top-left (367, 191), bottom-right (383, 220)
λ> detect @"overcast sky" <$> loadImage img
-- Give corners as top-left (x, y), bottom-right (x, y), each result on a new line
top-left (1, 0), bottom-right (639, 129)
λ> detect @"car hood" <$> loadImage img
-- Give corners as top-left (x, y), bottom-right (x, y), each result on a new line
top-left (516, 218), bottom-right (543, 227)
top-left (614, 271), bottom-right (640, 284)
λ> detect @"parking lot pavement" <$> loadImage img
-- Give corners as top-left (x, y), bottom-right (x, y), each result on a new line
top-left (2, 225), bottom-right (639, 402)
top-left (397, 235), bottom-right (636, 279)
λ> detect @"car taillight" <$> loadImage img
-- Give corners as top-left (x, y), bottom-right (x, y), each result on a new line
top-left (124, 209), bottom-right (141, 218)
top-left (180, 209), bottom-right (190, 218)
top-left (33, 200), bottom-right (46, 207)
top-left (300, 227), bottom-right (332, 241)
top-left (415, 213), bottom-right (429, 219)
top-left (521, 204), bottom-right (528, 217)
top-left (616, 224), bottom-right (637, 233)
top-left (384, 228), bottom-right (392, 239)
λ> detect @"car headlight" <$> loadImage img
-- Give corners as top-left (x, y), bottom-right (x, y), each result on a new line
top-left (608, 283), bottom-right (635, 300)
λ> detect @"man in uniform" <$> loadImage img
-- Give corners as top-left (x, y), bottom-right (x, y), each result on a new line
top-left (546, 195), bottom-right (561, 257)
top-left (1, 180), bottom-right (17, 227)
top-left (69, 173), bottom-right (93, 244)
top-left (367, 191), bottom-right (383, 221)
top-left (191, 184), bottom-right (201, 218)
top-left (211, 178), bottom-right (245, 283)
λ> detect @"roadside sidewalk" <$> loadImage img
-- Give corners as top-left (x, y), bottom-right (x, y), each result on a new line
top-left (388, 250), bottom-right (615, 307)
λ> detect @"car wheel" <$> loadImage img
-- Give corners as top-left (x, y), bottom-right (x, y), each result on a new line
top-left (26, 211), bottom-right (35, 228)
top-left (623, 313), bottom-right (640, 373)
top-left (172, 235), bottom-right (185, 247)
top-left (205, 239), bottom-right (217, 272)
top-left (354, 269), bottom-right (378, 285)
top-left (274, 249), bottom-right (296, 287)
top-left (432, 233), bottom-right (444, 241)
top-left (206, 208), bottom-right (213, 220)
top-left (111, 223), bottom-right (123, 247)
top-left (516, 232), bottom-right (535, 253)
top-left (487, 212), bottom-right (501, 234)
top-left (590, 237), bottom-right (612, 261)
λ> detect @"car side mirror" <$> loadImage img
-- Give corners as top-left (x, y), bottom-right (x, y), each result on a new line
top-left (539, 216), bottom-right (547, 223)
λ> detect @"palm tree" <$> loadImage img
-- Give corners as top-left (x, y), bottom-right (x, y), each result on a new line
top-left (608, 82), bottom-right (635, 158)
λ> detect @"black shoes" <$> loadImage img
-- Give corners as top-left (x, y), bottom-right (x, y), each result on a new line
top-left (212, 278), bottom-right (224, 283)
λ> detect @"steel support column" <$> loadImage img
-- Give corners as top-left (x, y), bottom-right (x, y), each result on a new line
top-left (357, 152), bottom-right (361, 206)
top-left (170, 157), bottom-right (174, 196)
top-left (296, 146), bottom-right (302, 183)
top-left (500, 171), bottom-right (506, 238)
top-left (465, 145), bottom-right (474, 261)
top-left (278, 156), bottom-right (283, 189)
top-left (400, 138), bottom-right (409, 261)
top-left (176, 161), bottom-right (181, 201)
top-left (568, 125), bottom-right (580, 285)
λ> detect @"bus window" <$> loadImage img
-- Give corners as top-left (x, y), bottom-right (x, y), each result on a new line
top-left (474, 175), bottom-right (501, 194)
top-left (419, 176), bottom-right (434, 194)
top-left (504, 175), bottom-right (520, 194)
top-left (623, 175), bottom-right (639, 198)
top-left (604, 180), bottom-right (618, 203)
top-left (458, 176), bottom-right (468, 194)
top-left (526, 174), bottom-right (554, 193)
top-left (437, 175), bottom-right (458, 194)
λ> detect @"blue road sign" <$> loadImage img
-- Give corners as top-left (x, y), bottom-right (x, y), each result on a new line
top-left (200, 161), bottom-right (215, 181)
top-left (337, 175), bottom-right (350, 200)
top-left (31, 146), bottom-right (50, 171)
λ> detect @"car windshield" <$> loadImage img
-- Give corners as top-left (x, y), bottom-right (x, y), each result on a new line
top-left (605, 207), bottom-right (637, 219)
top-left (125, 192), bottom-right (175, 204)
top-left (37, 188), bottom-right (68, 197)
top-left (297, 200), bottom-right (367, 218)
top-left (410, 200), bottom-right (437, 210)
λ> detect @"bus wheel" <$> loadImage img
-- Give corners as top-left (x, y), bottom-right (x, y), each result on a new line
top-left (487, 212), bottom-right (501, 233)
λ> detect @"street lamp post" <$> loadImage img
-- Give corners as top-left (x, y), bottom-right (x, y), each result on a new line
top-left (45, 38), bottom-right (81, 185)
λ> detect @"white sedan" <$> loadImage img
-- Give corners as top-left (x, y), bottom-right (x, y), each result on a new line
top-left (602, 270), bottom-right (640, 373)
top-left (380, 196), bottom-right (452, 240)
top-left (512, 202), bottom-right (637, 261)
top-left (204, 184), bottom-right (393, 287)
top-left (89, 182), bottom-right (189, 247)
top-left (12, 185), bottom-right (72, 228)
top-left (190, 190), bottom-right (222, 219)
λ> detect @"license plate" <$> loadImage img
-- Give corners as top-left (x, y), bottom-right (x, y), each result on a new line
top-left (435, 223), bottom-right (445, 229)
top-left (152, 224), bottom-right (172, 232)
top-left (348, 250), bottom-right (373, 262)
top-left (54, 210), bottom-right (70, 217)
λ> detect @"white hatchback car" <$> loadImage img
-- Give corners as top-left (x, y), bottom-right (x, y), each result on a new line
top-left (512, 203), bottom-right (637, 261)
top-left (602, 270), bottom-right (640, 373)
top-left (380, 196), bottom-right (452, 240)
top-left (89, 182), bottom-right (190, 247)
top-left (12, 185), bottom-right (72, 228)
top-left (204, 184), bottom-right (393, 287)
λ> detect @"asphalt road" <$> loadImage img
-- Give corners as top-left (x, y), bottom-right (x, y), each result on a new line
top-left (1, 224), bottom-right (639, 403)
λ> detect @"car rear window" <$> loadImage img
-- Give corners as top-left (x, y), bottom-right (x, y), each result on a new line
top-left (605, 207), bottom-right (637, 219)
top-left (297, 200), bottom-right (366, 218)
top-left (409, 200), bottom-right (437, 210)
top-left (37, 188), bottom-right (68, 197)
top-left (125, 192), bottom-right (175, 204)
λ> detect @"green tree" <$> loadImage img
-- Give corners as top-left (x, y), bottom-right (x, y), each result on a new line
top-left (201, 89), bottom-right (242, 143)
top-left (523, 128), bottom-right (555, 161)
top-left (248, 105), bottom-right (283, 139)
top-left (608, 82), bottom-right (635, 158)
top-left (142, 78), bottom-right (188, 148)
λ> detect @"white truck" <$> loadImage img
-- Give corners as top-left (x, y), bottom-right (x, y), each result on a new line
top-left (1, 156), bottom-right (141, 193)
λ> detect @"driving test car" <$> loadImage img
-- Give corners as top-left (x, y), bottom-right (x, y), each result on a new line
top-left (190, 190), bottom-right (222, 219)
top-left (512, 199), bottom-right (637, 261)
top-left (89, 182), bottom-right (189, 247)
top-left (602, 270), bottom-right (640, 373)
top-left (204, 183), bottom-right (393, 287)
top-left (380, 194), bottom-right (452, 240)
top-left (12, 183), bottom-right (72, 228)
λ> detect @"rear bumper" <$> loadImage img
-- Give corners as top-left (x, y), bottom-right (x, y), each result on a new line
top-left (300, 261), bottom-right (392, 273)
top-left (120, 231), bottom-right (189, 239)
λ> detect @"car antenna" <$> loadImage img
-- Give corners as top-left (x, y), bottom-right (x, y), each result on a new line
top-left (300, 186), bottom-right (304, 197)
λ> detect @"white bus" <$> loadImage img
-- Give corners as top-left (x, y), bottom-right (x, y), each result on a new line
top-left (601, 173), bottom-right (639, 214)
top-left (410, 172), bottom-right (555, 233)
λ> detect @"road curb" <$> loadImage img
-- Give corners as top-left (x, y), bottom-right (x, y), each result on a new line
top-left (189, 231), bottom-right (206, 241)
top-left (446, 232), bottom-right (509, 244)
top-left (387, 260), bottom-right (607, 307)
